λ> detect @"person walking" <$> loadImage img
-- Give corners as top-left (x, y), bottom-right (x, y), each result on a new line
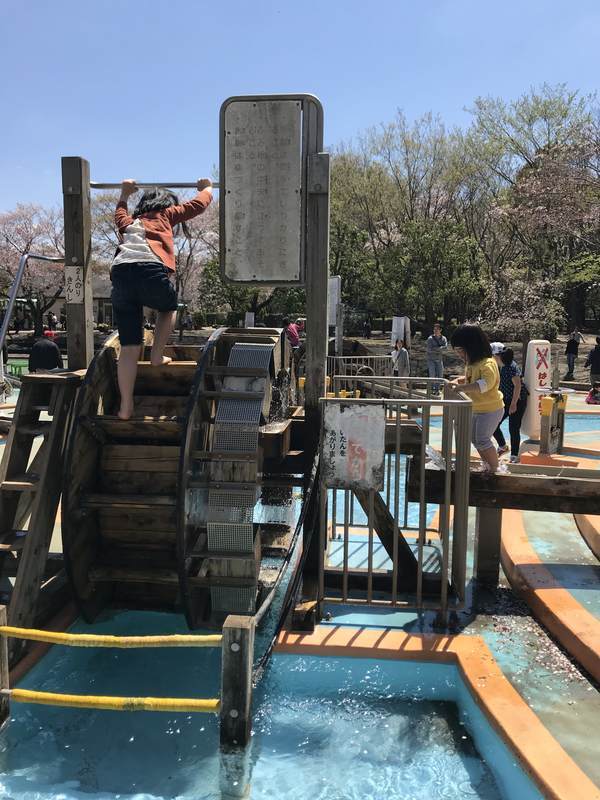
top-left (565, 327), bottom-right (585, 379)
top-left (111, 178), bottom-right (213, 419)
top-left (584, 337), bottom-right (600, 386)
top-left (390, 338), bottom-right (410, 378)
top-left (426, 323), bottom-right (447, 394)
top-left (449, 324), bottom-right (505, 474)
top-left (490, 343), bottom-right (528, 464)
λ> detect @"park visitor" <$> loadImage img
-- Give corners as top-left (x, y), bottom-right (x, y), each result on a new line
top-left (426, 323), bottom-right (447, 394)
top-left (449, 324), bottom-right (505, 474)
top-left (28, 331), bottom-right (63, 372)
top-left (565, 327), bottom-right (585, 379)
top-left (111, 178), bottom-right (213, 420)
top-left (586, 382), bottom-right (600, 405)
top-left (491, 343), bottom-right (528, 464)
top-left (584, 337), bottom-right (600, 386)
top-left (283, 318), bottom-right (300, 349)
top-left (390, 338), bottom-right (410, 378)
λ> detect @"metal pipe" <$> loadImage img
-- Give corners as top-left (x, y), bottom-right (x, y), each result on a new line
top-left (90, 182), bottom-right (220, 190)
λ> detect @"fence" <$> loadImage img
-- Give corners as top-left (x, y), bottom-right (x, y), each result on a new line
top-left (327, 354), bottom-right (393, 378)
top-left (0, 609), bottom-right (254, 746)
top-left (318, 377), bottom-right (472, 615)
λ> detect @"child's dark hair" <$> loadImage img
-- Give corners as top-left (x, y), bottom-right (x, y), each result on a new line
top-left (133, 188), bottom-right (191, 238)
top-left (500, 348), bottom-right (514, 366)
top-left (450, 323), bottom-right (492, 364)
top-left (282, 318), bottom-right (290, 326)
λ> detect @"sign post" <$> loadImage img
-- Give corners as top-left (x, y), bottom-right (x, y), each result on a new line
top-left (521, 340), bottom-right (551, 439)
top-left (62, 157), bottom-right (94, 370)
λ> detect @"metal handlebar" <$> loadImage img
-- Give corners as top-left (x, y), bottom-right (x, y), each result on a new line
top-left (90, 182), bottom-right (220, 190)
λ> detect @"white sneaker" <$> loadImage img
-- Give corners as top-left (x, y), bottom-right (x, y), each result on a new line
top-left (510, 455), bottom-right (519, 464)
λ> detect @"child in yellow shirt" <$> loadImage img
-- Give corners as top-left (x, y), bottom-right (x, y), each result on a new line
top-left (449, 324), bottom-right (504, 473)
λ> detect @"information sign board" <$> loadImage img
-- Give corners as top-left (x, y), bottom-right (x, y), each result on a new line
top-left (322, 402), bottom-right (386, 491)
top-left (221, 99), bottom-right (303, 284)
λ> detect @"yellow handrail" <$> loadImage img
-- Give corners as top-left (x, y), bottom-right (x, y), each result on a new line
top-left (0, 626), bottom-right (222, 649)
top-left (4, 688), bottom-right (220, 713)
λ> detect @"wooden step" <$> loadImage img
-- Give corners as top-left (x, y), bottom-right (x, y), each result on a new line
top-left (0, 530), bottom-right (28, 552)
top-left (1, 476), bottom-right (39, 492)
top-left (101, 444), bottom-right (180, 473)
top-left (83, 493), bottom-right (176, 509)
top-left (101, 527), bottom-right (176, 548)
top-left (89, 566), bottom-right (179, 585)
top-left (134, 361), bottom-right (197, 396)
top-left (93, 417), bottom-right (182, 442)
top-left (132, 396), bottom-right (187, 417)
top-left (16, 421), bottom-right (52, 437)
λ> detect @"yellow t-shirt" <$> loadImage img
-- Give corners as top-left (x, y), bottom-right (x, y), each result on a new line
top-left (465, 357), bottom-right (504, 413)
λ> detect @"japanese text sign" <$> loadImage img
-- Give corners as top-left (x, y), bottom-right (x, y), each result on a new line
top-left (322, 402), bottom-right (386, 491)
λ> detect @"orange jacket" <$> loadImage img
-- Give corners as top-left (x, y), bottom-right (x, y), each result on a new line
top-left (114, 189), bottom-right (212, 271)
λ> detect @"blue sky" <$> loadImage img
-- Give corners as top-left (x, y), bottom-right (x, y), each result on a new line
top-left (1, 0), bottom-right (599, 211)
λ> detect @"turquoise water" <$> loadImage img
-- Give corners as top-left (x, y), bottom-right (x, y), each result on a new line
top-left (0, 612), bottom-right (542, 800)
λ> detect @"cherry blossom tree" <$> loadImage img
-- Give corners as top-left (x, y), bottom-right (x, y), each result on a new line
top-left (0, 204), bottom-right (64, 335)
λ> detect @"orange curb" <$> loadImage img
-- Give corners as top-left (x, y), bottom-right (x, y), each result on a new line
top-left (500, 509), bottom-right (600, 684)
top-left (276, 626), bottom-right (600, 800)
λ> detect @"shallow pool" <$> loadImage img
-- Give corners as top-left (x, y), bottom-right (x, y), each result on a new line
top-left (0, 612), bottom-right (542, 799)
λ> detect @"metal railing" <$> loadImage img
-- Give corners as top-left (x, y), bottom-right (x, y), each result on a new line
top-left (319, 378), bottom-right (472, 615)
top-left (327, 354), bottom-right (393, 378)
top-left (90, 181), bottom-right (220, 190)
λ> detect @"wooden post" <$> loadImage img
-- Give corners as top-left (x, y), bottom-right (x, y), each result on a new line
top-left (303, 106), bottom-right (330, 452)
top-left (0, 606), bottom-right (9, 728)
top-left (62, 156), bottom-right (94, 370)
top-left (220, 615), bottom-right (255, 747)
top-left (474, 507), bottom-right (503, 586)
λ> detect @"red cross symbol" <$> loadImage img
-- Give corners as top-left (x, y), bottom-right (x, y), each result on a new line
top-left (536, 348), bottom-right (549, 370)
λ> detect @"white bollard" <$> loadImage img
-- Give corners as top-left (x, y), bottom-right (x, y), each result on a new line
top-left (521, 340), bottom-right (551, 440)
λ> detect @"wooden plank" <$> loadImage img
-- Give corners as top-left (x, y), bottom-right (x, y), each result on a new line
top-left (98, 506), bottom-right (176, 530)
top-left (101, 444), bottom-right (180, 463)
top-left (62, 156), bottom-right (94, 369)
top-left (83, 493), bottom-right (176, 508)
top-left (409, 467), bottom-right (600, 513)
top-left (93, 417), bottom-right (182, 442)
top-left (135, 361), bottom-right (197, 392)
top-left (131, 396), bottom-right (187, 417)
top-left (100, 528), bottom-right (176, 548)
top-left (99, 470), bottom-right (177, 495)
top-left (89, 566), bottom-right (179, 584)
top-left (259, 419), bottom-right (292, 461)
top-left (474, 508), bottom-right (502, 587)
top-left (220, 615), bottom-right (255, 746)
top-left (0, 479), bottom-right (38, 492)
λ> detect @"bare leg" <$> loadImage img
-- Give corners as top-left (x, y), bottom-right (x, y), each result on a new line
top-left (117, 345), bottom-right (140, 420)
top-left (150, 310), bottom-right (176, 366)
top-left (477, 445), bottom-right (498, 473)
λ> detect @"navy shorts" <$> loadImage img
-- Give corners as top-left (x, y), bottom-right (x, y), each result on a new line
top-left (111, 262), bottom-right (178, 346)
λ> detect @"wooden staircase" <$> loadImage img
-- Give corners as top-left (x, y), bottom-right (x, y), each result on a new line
top-left (0, 371), bottom-right (81, 660)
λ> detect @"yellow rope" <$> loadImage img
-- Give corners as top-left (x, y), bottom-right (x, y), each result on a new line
top-left (7, 688), bottom-right (220, 713)
top-left (0, 627), bottom-right (222, 649)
